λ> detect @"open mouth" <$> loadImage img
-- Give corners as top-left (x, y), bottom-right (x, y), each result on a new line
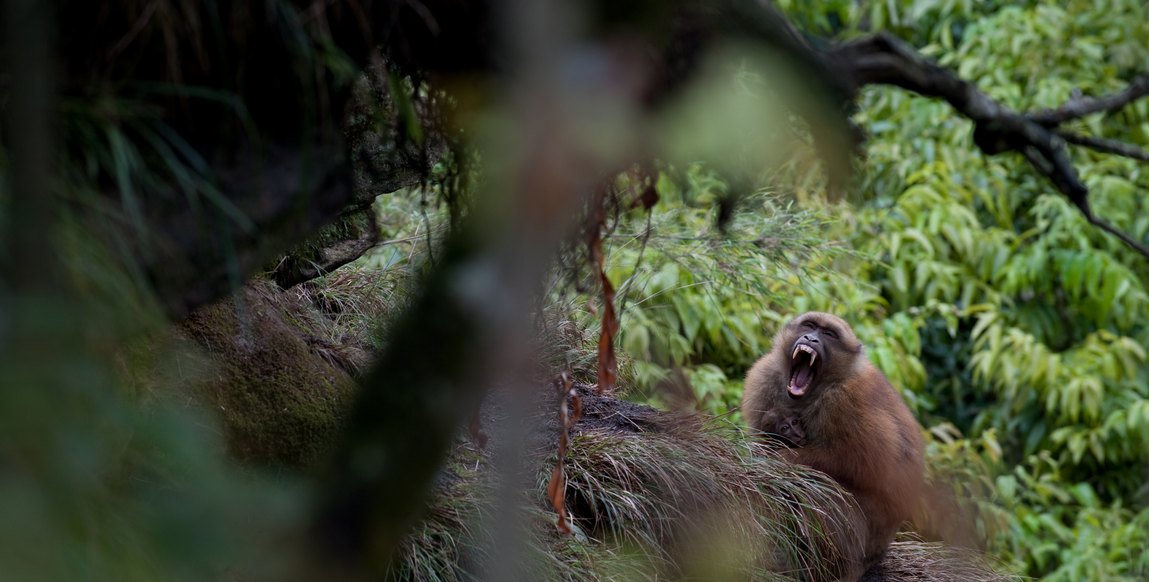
top-left (788, 343), bottom-right (818, 399)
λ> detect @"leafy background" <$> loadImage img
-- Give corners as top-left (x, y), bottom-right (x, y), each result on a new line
top-left (566, 1), bottom-right (1149, 579)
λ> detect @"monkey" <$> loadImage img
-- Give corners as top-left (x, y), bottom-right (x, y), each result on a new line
top-left (760, 409), bottom-right (807, 446)
top-left (742, 312), bottom-right (924, 580)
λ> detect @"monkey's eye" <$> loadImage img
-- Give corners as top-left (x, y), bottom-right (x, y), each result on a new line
top-left (824, 328), bottom-right (839, 339)
top-left (802, 321), bottom-right (817, 330)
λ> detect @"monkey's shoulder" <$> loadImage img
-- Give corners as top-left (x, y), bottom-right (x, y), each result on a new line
top-left (856, 365), bottom-right (925, 463)
top-left (852, 364), bottom-right (917, 418)
top-left (816, 364), bottom-right (922, 450)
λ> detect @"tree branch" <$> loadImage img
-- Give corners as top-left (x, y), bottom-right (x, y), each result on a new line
top-left (830, 32), bottom-right (1149, 261)
top-left (1058, 131), bottom-right (1149, 162)
top-left (270, 206), bottom-right (380, 289)
top-left (1030, 76), bottom-right (1149, 125)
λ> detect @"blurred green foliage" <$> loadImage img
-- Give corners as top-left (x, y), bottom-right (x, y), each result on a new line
top-left (585, 1), bottom-right (1149, 579)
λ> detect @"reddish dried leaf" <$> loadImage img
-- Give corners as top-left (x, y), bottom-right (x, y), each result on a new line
top-left (638, 183), bottom-right (659, 210)
top-left (633, 162), bottom-right (660, 210)
top-left (546, 373), bottom-right (579, 534)
top-left (570, 392), bottom-right (582, 424)
top-left (468, 411), bottom-right (488, 448)
top-left (587, 186), bottom-right (620, 395)
top-left (596, 272), bottom-right (618, 395)
top-left (546, 464), bottom-right (570, 534)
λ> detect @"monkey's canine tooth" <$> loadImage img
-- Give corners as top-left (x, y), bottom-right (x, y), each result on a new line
top-left (810, 352), bottom-right (817, 365)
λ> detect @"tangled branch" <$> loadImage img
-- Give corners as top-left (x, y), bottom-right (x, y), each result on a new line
top-left (829, 32), bottom-right (1149, 260)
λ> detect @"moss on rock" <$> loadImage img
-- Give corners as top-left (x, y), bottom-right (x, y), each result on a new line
top-left (178, 280), bottom-right (358, 469)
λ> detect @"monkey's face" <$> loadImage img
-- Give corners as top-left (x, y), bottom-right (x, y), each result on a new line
top-left (781, 312), bottom-right (861, 400)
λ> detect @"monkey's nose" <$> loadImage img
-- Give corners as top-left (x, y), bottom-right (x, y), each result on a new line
top-left (803, 334), bottom-right (819, 343)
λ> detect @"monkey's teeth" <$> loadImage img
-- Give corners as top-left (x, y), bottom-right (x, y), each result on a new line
top-left (793, 344), bottom-right (817, 361)
top-left (810, 352), bottom-right (817, 365)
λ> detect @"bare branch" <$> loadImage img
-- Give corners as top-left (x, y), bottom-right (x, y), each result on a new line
top-left (1058, 131), bottom-right (1149, 162)
top-left (830, 32), bottom-right (1149, 261)
top-left (1030, 76), bottom-right (1149, 125)
top-left (1086, 214), bottom-right (1149, 258)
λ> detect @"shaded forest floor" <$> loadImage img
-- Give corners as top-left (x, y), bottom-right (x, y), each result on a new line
top-left (150, 273), bottom-right (1017, 581)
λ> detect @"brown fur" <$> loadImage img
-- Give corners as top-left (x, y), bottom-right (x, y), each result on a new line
top-left (742, 312), bottom-right (925, 579)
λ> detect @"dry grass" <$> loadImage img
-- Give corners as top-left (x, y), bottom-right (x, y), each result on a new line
top-left (284, 265), bottom-right (407, 374)
top-left (385, 448), bottom-right (491, 582)
top-left (387, 388), bottom-right (1020, 581)
top-left (867, 537), bottom-right (1020, 582)
top-left (562, 422), bottom-right (857, 580)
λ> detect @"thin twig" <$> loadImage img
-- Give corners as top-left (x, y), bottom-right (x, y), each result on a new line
top-left (1058, 131), bottom-right (1149, 162)
top-left (1085, 214), bottom-right (1149, 258)
top-left (1030, 76), bottom-right (1149, 125)
top-left (616, 209), bottom-right (654, 324)
top-left (419, 187), bottom-right (437, 263)
top-left (1022, 148), bottom-right (1149, 257)
top-left (375, 227), bottom-right (451, 247)
top-left (107, 1), bottom-right (158, 62)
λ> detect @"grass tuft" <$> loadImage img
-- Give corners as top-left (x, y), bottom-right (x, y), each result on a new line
top-left (561, 413), bottom-right (857, 580)
top-left (868, 537), bottom-right (1017, 582)
top-left (388, 386), bottom-right (1019, 581)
